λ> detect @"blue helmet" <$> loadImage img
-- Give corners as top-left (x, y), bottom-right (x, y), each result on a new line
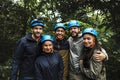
top-left (68, 20), bottom-right (81, 29)
top-left (82, 28), bottom-right (98, 37)
top-left (30, 19), bottom-right (44, 28)
top-left (41, 35), bottom-right (54, 43)
top-left (54, 23), bottom-right (66, 30)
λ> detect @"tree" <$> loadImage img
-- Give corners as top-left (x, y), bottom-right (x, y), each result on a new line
top-left (0, 0), bottom-right (120, 79)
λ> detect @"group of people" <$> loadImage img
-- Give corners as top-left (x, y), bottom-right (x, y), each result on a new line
top-left (10, 18), bottom-right (108, 80)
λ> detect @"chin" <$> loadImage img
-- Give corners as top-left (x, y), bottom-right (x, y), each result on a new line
top-left (71, 33), bottom-right (78, 37)
top-left (84, 45), bottom-right (90, 48)
top-left (45, 51), bottom-right (51, 53)
top-left (58, 37), bottom-right (62, 39)
top-left (58, 36), bottom-right (63, 38)
top-left (36, 35), bottom-right (41, 38)
top-left (72, 35), bottom-right (77, 38)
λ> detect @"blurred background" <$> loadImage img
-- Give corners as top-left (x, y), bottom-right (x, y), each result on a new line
top-left (0, 0), bottom-right (120, 80)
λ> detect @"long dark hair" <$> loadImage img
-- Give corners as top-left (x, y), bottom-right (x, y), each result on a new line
top-left (82, 37), bottom-right (101, 68)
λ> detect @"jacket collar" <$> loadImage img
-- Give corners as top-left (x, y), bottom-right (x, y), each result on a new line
top-left (25, 33), bottom-right (36, 42)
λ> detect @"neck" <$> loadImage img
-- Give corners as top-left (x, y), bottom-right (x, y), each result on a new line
top-left (32, 34), bottom-right (40, 43)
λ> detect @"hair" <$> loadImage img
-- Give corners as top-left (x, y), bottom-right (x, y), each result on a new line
top-left (82, 37), bottom-right (102, 68)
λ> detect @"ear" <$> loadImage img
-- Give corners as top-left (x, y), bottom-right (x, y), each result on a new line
top-left (92, 36), bottom-right (96, 43)
top-left (64, 31), bottom-right (66, 34)
top-left (78, 28), bottom-right (80, 32)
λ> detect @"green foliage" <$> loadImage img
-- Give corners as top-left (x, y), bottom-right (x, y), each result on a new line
top-left (0, 0), bottom-right (120, 80)
top-left (0, 59), bottom-right (11, 80)
top-left (97, 27), bottom-right (114, 45)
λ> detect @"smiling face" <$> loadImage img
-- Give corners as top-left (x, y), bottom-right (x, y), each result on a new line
top-left (42, 41), bottom-right (54, 53)
top-left (69, 26), bottom-right (80, 38)
top-left (31, 26), bottom-right (43, 38)
top-left (55, 28), bottom-right (66, 40)
top-left (83, 34), bottom-right (96, 48)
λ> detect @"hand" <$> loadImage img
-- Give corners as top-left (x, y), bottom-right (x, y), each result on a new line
top-left (93, 50), bottom-right (106, 62)
top-left (50, 48), bottom-right (54, 53)
top-left (80, 60), bottom-right (83, 64)
top-left (80, 60), bottom-right (83, 63)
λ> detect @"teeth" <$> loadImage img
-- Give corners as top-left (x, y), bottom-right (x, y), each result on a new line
top-left (57, 35), bottom-right (62, 36)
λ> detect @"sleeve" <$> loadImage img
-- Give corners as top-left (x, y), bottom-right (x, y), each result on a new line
top-left (10, 39), bottom-right (25, 80)
top-left (35, 59), bottom-right (43, 80)
top-left (101, 48), bottom-right (109, 60)
top-left (80, 59), bottom-right (103, 79)
top-left (58, 54), bottom-right (64, 80)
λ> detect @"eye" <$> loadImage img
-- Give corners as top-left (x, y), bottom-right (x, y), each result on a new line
top-left (83, 37), bottom-right (86, 40)
top-left (87, 37), bottom-right (91, 40)
top-left (73, 27), bottom-right (77, 29)
top-left (56, 30), bottom-right (60, 32)
top-left (39, 28), bottom-right (43, 30)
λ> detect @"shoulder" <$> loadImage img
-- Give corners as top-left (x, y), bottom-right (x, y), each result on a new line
top-left (63, 39), bottom-right (69, 47)
top-left (54, 51), bottom-right (60, 55)
top-left (67, 37), bottom-right (73, 45)
top-left (64, 39), bottom-right (69, 44)
top-left (20, 36), bottom-right (27, 41)
top-left (54, 52), bottom-right (62, 57)
top-left (16, 34), bottom-right (32, 47)
top-left (35, 55), bottom-right (44, 63)
top-left (35, 57), bottom-right (41, 65)
top-left (16, 36), bottom-right (26, 44)
top-left (19, 33), bottom-right (33, 43)
top-left (18, 36), bottom-right (28, 44)
top-left (67, 37), bottom-right (72, 42)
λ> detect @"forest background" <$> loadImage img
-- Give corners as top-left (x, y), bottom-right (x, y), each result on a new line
top-left (0, 0), bottom-right (120, 80)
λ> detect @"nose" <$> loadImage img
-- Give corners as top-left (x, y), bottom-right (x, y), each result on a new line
top-left (46, 46), bottom-right (51, 49)
top-left (37, 28), bottom-right (42, 32)
top-left (70, 28), bottom-right (74, 32)
top-left (58, 31), bottom-right (63, 34)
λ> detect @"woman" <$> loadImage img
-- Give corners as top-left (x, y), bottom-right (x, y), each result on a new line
top-left (35, 35), bottom-right (63, 80)
top-left (80, 28), bottom-right (107, 80)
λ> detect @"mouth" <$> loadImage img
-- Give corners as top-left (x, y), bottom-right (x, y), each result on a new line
top-left (57, 34), bottom-right (63, 37)
top-left (84, 43), bottom-right (88, 46)
top-left (36, 33), bottom-right (41, 35)
top-left (72, 31), bottom-right (77, 34)
top-left (71, 32), bottom-right (77, 36)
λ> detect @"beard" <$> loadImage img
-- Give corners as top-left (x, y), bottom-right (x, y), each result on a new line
top-left (70, 32), bottom-right (79, 38)
top-left (33, 32), bottom-right (41, 38)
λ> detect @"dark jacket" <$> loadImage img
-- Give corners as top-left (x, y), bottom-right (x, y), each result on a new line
top-left (54, 39), bottom-right (69, 50)
top-left (35, 52), bottom-right (64, 80)
top-left (54, 39), bottom-right (69, 80)
top-left (10, 33), bottom-right (40, 80)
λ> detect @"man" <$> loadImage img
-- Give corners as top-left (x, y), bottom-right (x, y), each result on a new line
top-left (10, 18), bottom-right (44, 80)
top-left (53, 23), bottom-right (69, 80)
top-left (67, 20), bottom-right (108, 80)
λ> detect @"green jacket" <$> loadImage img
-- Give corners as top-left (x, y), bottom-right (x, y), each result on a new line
top-left (80, 57), bottom-right (106, 80)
